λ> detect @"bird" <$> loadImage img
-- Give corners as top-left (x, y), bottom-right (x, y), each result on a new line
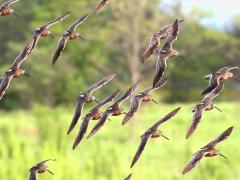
top-left (0, 38), bottom-right (34, 100)
top-left (124, 173), bottom-right (132, 180)
top-left (201, 66), bottom-right (239, 96)
top-left (52, 14), bottom-right (88, 65)
top-left (183, 127), bottom-right (233, 175)
top-left (130, 107), bottom-right (181, 168)
top-left (122, 78), bottom-right (167, 126)
top-left (186, 82), bottom-right (224, 139)
top-left (152, 19), bottom-right (181, 87)
top-left (29, 159), bottom-right (56, 180)
top-left (86, 82), bottom-right (139, 139)
top-left (67, 73), bottom-right (116, 135)
top-left (142, 19), bottom-right (183, 63)
top-left (72, 90), bottom-right (119, 149)
top-left (0, 0), bottom-right (19, 17)
top-left (93, 0), bottom-right (109, 14)
top-left (30, 12), bottom-right (71, 54)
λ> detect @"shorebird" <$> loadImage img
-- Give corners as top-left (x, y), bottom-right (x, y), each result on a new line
top-left (122, 78), bottom-right (167, 126)
top-left (130, 107), bottom-right (181, 168)
top-left (0, 38), bottom-right (34, 100)
top-left (29, 159), bottom-right (56, 180)
top-left (142, 19), bottom-right (183, 63)
top-left (201, 66), bottom-right (239, 96)
top-left (0, 0), bottom-right (19, 17)
top-left (186, 82), bottom-right (224, 139)
top-left (52, 14), bottom-right (88, 65)
top-left (30, 12), bottom-right (71, 54)
top-left (67, 73), bottom-right (116, 135)
top-left (124, 173), bottom-right (132, 180)
top-left (183, 127), bottom-right (233, 175)
top-left (72, 90), bottom-right (119, 149)
top-left (152, 19), bottom-right (181, 87)
top-left (87, 82), bottom-right (139, 139)
top-left (93, 0), bottom-right (109, 14)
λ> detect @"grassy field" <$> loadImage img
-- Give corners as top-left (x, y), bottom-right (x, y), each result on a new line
top-left (0, 103), bottom-right (239, 180)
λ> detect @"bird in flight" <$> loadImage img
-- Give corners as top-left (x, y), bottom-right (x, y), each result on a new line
top-left (183, 127), bottom-right (233, 175)
top-left (67, 73), bottom-right (116, 135)
top-left (29, 159), bottom-right (56, 180)
top-left (124, 173), bottom-right (132, 180)
top-left (52, 14), bottom-right (88, 65)
top-left (0, 0), bottom-right (19, 17)
top-left (87, 82), bottom-right (139, 139)
top-left (93, 0), bottom-right (109, 14)
top-left (130, 107), bottom-right (181, 168)
top-left (72, 90), bottom-right (119, 149)
top-left (122, 78), bottom-right (167, 126)
top-left (186, 82), bottom-right (224, 139)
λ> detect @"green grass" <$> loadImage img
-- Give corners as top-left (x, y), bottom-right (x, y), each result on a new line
top-left (0, 103), bottom-right (239, 180)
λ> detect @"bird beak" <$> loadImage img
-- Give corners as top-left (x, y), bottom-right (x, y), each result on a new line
top-left (160, 132), bottom-right (170, 140)
top-left (24, 72), bottom-right (31, 77)
top-left (94, 99), bottom-right (99, 104)
top-left (219, 153), bottom-right (228, 159)
top-left (151, 98), bottom-right (158, 104)
top-left (49, 33), bottom-right (55, 39)
top-left (47, 169), bottom-right (54, 175)
top-left (214, 106), bottom-right (222, 112)
top-left (178, 55), bottom-right (185, 60)
top-left (78, 35), bottom-right (85, 41)
top-left (12, 12), bottom-right (19, 18)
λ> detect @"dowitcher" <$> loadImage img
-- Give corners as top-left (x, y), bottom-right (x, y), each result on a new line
top-left (130, 107), bottom-right (181, 168)
top-left (94, 0), bottom-right (109, 14)
top-left (0, 0), bottom-right (19, 17)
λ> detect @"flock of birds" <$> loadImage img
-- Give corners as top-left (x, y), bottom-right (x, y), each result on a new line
top-left (0, 0), bottom-right (239, 179)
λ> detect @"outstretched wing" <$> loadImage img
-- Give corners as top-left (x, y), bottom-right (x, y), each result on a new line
top-left (0, 0), bottom-right (19, 8)
top-left (94, 0), bottom-right (109, 14)
top-left (144, 77), bottom-right (167, 94)
top-left (41, 12), bottom-right (71, 29)
top-left (124, 174), bottom-right (132, 180)
top-left (29, 171), bottom-right (37, 180)
top-left (36, 159), bottom-right (56, 166)
top-left (67, 96), bottom-right (85, 135)
top-left (201, 127), bottom-right (233, 149)
top-left (142, 34), bottom-right (160, 63)
top-left (52, 34), bottom-right (70, 65)
top-left (68, 14), bottom-right (88, 32)
top-left (0, 71), bottom-right (14, 100)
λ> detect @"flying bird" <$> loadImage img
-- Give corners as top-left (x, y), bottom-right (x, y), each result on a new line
top-left (152, 19), bottom-right (181, 87)
top-left (0, 0), bottom-right (19, 17)
top-left (130, 107), bottom-right (181, 168)
top-left (30, 12), bottom-right (71, 53)
top-left (52, 14), bottom-right (88, 65)
top-left (186, 82), bottom-right (224, 139)
top-left (122, 78), bottom-right (167, 126)
top-left (201, 66), bottom-right (239, 96)
top-left (124, 173), bottom-right (132, 180)
top-left (29, 159), bottom-right (56, 180)
top-left (86, 82), bottom-right (139, 139)
top-left (142, 19), bottom-right (183, 63)
top-left (67, 73), bottom-right (116, 135)
top-left (94, 0), bottom-right (109, 14)
top-left (72, 90), bottom-right (119, 149)
top-left (183, 127), bottom-right (233, 175)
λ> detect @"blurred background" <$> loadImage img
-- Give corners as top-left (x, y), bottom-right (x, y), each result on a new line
top-left (0, 0), bottom-right (239, 179)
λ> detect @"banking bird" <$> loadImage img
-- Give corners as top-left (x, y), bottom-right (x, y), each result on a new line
top-left (87, 82), bottom-right (139, 139)
top-left (29, 159), bottom-right (56, 180)
top-left (152, 19), bottom-right (181, 87)
top-left (201, 66), bottom-right (239, 96)
top-left (30, 12), bottom-right (71, 53)
top-left (183, 127), bottom-right (233, 175)
top-left (130, 107), bottom-right (181, 168)
top-left (142, 19), bottom-right (183, 63)
top-left (93, 0), bottom-right (109, 14)
top-left (52, 14), bottom-right (88, 65)
top-left (186, 82), bottom-right (224, 139)
top-left (124, 173), bottom-right (132, 180)
top-left (72, 90), bottom-right (119, 149)
top-left (67, 73), bottom-right (116, 135)
top-left (0, 0), bottom-right (19, 17)
top-left (122, 78), bottom-right (167, 126)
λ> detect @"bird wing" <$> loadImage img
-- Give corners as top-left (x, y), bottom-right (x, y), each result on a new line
top-left (0, 0), bottom-right (19, 8)
top-left (124, 174), bottom-right (132, 180)
top-left (202, 82), bottom-right (224, 102)
top-left (144, 77), bottom-right (167, 94)
top-left (29, 171), bottom-right (37, 180)
top-left (130, 133), bottom-right (151, 168)
top-left (52, 34), bottom-right (70, 65)
top-left (94, 0), bottom-right (109, 14)
top-left (182, 150), bottom-right (206, 175)
top-left (68, 14), bottom-right (88, 32)
top-left (36, 159), bottom-right (55, 166)
top-left (142, 34), bottom-right (160, 63)
top-left (201, 127), bottom-right (233, 149)
top-left (0, 71), bottom-right (14, 100)
top-left (201, 80), bottom-right (218, 96)
top-left (87, 73), bottom-right (116, 94)
top-left (67, 96), bottom-right (85, 134)
top-left (28, 32), bottom-right (41, 54)
top-left (41, 12), bottom-right (71, 29)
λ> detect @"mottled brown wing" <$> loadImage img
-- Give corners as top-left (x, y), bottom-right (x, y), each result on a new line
top-left (0, 72), bottom-right (14, 100)
top-left (201, 83), bottom-right (217, 96)
top-left (52, 34), bottom-right (69, 65)
top-left (36, 159), bottom-right (56, 166)
top-left (130, 133), bottom-right (151, 168)
top-left (68, 14), bottom-right (88, 32)
top-left (202, 82), bottom-right (224, 102)
top-left (142, 34), bottom-right (159, 63)
top-left (29, 171), bottom-right (37, 180)
top-left (67, 96), bottom-right (85, 135)
top-left (94, 0), bottom-right (109, 14)
top-left (144, 77), bottom-right (167, 94)
top-left (72, 114), bottom-right (92, 149)
top-left (124, 174), bottom-right (132, 180)
top-left (182, 150), bottom-right (205, 175)
top-left (157, 19), bottom-right (183, 39)
top-left (41, 12), bottom-right (71, 29)
top-left (149, 107), bottom-right (181, 131)
top-left (87, 73), bottom-right (116, 94)
top-left (87, 109), bottom-right (113, 139)
top-left (201, 127), bottom-right (233, 149)
top-left (29, 32), bottom-right (41, 54)
top-left (0, 0), bottom-right (19, 8)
